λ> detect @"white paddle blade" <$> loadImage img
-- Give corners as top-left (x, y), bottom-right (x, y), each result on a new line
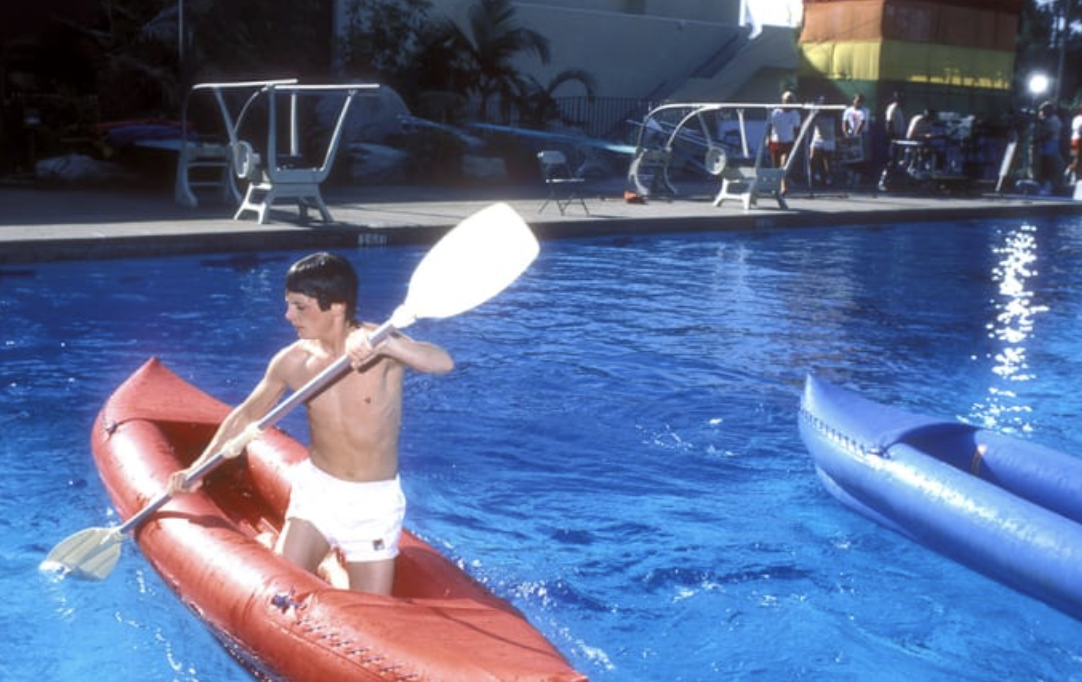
top-left (390, 203), bottom-right (539, 329)
top-left (41, 527), bottom-right (124, 580)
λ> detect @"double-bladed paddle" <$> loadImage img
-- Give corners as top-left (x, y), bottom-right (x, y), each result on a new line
top-left (43, 202), bottom-right (539, 580)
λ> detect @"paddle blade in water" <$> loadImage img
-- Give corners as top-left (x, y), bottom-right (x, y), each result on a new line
top-left (41, 527), bottom-right (124, 580)
top-left (391, 202), bottom-right (539, 328)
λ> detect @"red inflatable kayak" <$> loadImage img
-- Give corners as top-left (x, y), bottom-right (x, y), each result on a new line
top-left (92, 358), bottom-right (586, 682)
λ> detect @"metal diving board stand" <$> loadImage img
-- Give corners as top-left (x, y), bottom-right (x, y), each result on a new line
top-left (176, 79), bottom-right (379, 224)
top-left (627, 101), bottom-right (845, 212)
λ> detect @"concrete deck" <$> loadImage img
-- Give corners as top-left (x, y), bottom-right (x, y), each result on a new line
top-left (2, 180), bottom-right (1080, 263)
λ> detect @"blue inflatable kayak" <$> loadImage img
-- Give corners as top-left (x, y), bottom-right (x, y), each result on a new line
top-left (799, 375), bottom-right (1082, 621)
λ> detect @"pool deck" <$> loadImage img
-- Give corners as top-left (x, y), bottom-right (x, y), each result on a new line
top-left (2, 179), bottom-right (1080, 263)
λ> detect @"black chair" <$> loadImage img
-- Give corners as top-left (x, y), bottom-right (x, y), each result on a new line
top-left (537, 150), bottom-right (589, 215)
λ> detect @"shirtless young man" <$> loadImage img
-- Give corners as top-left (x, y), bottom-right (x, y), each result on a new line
top-left (168, 252), bottom-right (453, 594)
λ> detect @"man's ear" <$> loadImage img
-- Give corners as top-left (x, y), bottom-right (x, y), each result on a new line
top-left (331, 301), bottom-right (347, 318)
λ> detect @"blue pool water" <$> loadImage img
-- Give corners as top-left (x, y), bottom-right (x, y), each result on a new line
top-left (4, 215), bottom-right (1082, 681)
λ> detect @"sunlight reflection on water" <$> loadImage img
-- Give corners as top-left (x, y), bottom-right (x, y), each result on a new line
top-left (971, 223), bottom-right (1050, 433)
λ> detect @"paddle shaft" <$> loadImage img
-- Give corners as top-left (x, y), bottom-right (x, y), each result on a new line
top-left (115, 320), bottom-right (398, 536)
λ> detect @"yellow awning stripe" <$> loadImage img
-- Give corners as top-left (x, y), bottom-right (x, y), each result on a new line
top-left (798, 40), bottom-right (1014, 90)
top-left (800, 0), bottom-right (1018, 51)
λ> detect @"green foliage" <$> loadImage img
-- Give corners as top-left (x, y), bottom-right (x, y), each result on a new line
top-left (179, 0), bottom-right (332, 82)
top-left (461, 0), bottom-right (552, 120)
top-left (418, 0), bottom-right (552, 122)
top-left (337, 0), bottom-right (434, 80)
top-left (5, 0), bottom-right (334, 119)
top-left (517, 69), bottom-right (597, 128)
top-left (340, 0), bottom-right (596, 132)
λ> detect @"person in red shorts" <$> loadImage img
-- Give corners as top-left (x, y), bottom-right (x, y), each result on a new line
top-left (769, 91), bottom-right (801, 194)
top-left (1067, 104), bottom-right (1082, 183)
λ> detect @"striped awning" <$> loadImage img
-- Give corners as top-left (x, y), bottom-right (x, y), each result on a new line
top-left (798, 40), bottom-right (1014, 90)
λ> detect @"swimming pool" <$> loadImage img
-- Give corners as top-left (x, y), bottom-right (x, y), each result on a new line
top-left (4, 215), bottom-right (1082, 681)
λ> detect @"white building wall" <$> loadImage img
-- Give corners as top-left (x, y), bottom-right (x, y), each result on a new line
top-left (335, 0), bottom-right (799, 103)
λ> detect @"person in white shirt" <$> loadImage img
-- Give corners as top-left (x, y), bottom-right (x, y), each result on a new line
top-left (842, 93), bottom-right (869, 138)
top-left (769, 91), bottom-right (801, 193)
top-left (905, 109), bottom-right (939, 172)
top-left (881, 92), bottom-right (907, 182)
top-left (842, 93), bottom-right (869, 185)
top-left (884, 92), bottom-right (906, 142)
top-left (810, 99), bottom-right (836, 186)
top-left (906, 109), bottom-right (936, 141)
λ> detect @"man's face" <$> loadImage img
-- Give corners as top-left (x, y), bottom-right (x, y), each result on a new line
top-left (284, 291), bottom-right (340, 339)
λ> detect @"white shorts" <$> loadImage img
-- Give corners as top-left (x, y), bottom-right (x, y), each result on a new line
top-left (285, 459), bottom-right (405, 563)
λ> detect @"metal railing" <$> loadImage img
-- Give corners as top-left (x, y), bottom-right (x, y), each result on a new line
top-left (478, 95), bottom-right (656, 145)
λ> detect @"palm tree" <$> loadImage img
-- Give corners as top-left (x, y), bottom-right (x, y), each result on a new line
top-left (441, 0), bottom-right (551, 121)
top-left (337, 0), bottom-right (433, 81)
top-left (517, 68), bottom-right (597, 128)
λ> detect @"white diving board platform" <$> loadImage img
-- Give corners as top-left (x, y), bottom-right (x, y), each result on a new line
top-left (176, 79), bottom-right (379, 224)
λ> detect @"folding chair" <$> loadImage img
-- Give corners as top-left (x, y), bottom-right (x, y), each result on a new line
top-left (537, 150), bottom-right (589, 215)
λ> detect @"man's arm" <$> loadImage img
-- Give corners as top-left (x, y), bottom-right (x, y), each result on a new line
top-left (167, 351), bottom-right (291, 494)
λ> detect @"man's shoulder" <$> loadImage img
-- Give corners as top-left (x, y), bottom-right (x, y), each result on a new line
top-left (275, 339), bottom-right (308, 359)
top-left (270, 340), bottom-right (319, 376)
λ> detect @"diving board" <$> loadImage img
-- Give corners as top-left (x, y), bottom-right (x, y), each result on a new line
top-left (177, 79), bottom-right (379, 223)
top-left (628, 101), bottom-right (845, 211)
